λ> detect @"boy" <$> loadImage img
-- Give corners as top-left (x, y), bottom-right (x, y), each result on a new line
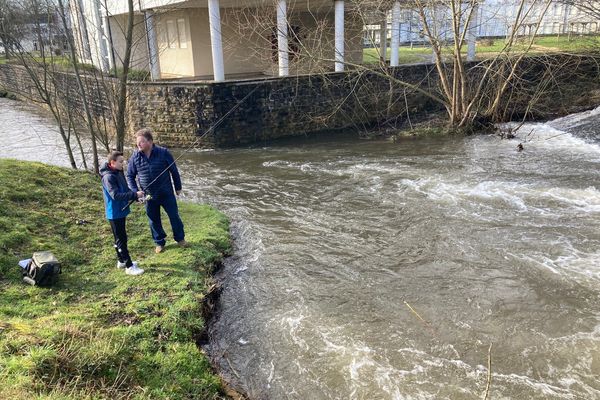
top-left (100, 151), bottom-right (145, 275)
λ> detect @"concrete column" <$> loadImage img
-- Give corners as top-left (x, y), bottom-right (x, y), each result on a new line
top-left (390, 1), bottom-right (401, 66)
top-left (144, 9), bottom-right (160, 80)
top-left (90, 0), bottom-right (109, 72)
top-left (276, 0), bottom-right (289, 76)
top-left (467, 3), bottom-right (479, 62)
top-left (334, 0), bottom-right (344, 72)
top-left (208, 0), bottom-right (225, 81)
top-left (562, 4), bottom-right (570, 34)
top-left (379, 17), bottom-right (387, 62)
top-left (102, 13), bottom-right (116, 73)
top-left (76, 0), bottom-right (92, 61)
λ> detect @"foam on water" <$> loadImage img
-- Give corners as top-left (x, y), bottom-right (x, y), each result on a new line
top-left (504, 120), bottom-right (600, 156)
top-left (549, 104), bottom-right (600, 130)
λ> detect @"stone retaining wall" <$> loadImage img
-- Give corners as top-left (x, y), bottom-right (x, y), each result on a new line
top-left (1, 54), bottom-right (599, 147)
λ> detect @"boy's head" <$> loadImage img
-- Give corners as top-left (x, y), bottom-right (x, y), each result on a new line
top-left (108, 151), bottom-right (125, 171)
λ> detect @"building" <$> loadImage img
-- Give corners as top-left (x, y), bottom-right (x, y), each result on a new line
top-left (72, 0), bottom-right (600, 82)
top-left (72, 0), bottom-right (364, 81)
top-left (364, 0), bottom-right (600, 49)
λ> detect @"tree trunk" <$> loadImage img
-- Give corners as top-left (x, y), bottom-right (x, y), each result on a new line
top-left (115, 0), bottom-right (135, 152)
top-left (58, 0), bottom-right (99, 173)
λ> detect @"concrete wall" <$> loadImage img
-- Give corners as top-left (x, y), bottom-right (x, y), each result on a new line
top-left (155, 9), bottom-right (196, 77)
top-left (109, 14), bottom-right (151, 72)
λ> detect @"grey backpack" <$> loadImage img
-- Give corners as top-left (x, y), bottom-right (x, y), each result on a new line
top-left (23, 251), bottom-right (61, 286)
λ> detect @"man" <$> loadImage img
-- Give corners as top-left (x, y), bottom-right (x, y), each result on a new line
top-left (127, 128), bottom-right (188, 253)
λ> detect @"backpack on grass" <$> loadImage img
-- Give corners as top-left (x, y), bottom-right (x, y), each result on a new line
top-left (23, 251), bottom-right (61, 286)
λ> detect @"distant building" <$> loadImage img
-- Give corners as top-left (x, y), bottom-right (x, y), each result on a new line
top-left (364, 0), bottom-right (600, 47)
top-left (2, 8), bottom-right (69, 55)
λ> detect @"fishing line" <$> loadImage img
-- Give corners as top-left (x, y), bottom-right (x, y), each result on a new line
top-left (122, 84), bottom-right (259, 210)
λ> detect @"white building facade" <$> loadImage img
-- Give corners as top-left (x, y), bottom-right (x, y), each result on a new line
top-left (364, 0), bottom-right (600, 47)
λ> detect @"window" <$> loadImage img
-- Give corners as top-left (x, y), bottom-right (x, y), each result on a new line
top-left (177, 19), bottom-right (187, 48)
top-left (166, 20), bottom-right (177, 48)
top-left (157, 22), bottom-right (167, 48)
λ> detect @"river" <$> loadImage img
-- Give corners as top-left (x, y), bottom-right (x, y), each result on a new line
top-left (1, 97), bottom-right (599, 399)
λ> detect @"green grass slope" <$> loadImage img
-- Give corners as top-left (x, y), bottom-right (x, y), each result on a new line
top-left (0, 159), bottom-right (232, 399)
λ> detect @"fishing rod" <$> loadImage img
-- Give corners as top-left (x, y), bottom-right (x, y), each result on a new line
top-left (122, 85), bottom-right (259, 210)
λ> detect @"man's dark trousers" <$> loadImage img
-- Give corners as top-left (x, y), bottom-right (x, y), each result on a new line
top-left (146, 191), bottom-right (184, 246)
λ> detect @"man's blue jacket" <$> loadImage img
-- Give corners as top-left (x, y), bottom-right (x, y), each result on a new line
top-left (126, 145), bottom-right (182, 195)
top-left (100, 162), bottom-right (137, 220)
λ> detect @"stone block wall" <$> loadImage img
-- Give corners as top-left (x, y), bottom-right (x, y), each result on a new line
top-left (2, 54), bottom-right (599, 148)
top-left (127, 63), bottom-right (442, 147)
top-left (127, 83), bottom-right (213, 147)
top-left (0, 64), bottom-right (115, 138)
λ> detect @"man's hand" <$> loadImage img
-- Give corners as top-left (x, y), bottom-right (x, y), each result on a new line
top-left (176, 190), bottom-right (182, 196)
top-left (136, 191), bottom-right (145, 198)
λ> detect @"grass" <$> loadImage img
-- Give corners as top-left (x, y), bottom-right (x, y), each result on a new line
top-left (0, 53), bottom-right (149, 81)
top-left (0, 159), bottom-right (232, 400)
top-left (1, 54), bottom-right (99, 73)
top-left (364, 46), bottom-right (431, 64)
top-left (363, 34), bottom-right (600, 64)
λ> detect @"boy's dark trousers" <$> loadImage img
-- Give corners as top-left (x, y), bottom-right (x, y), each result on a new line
top-left (109, 217), bottom-right (133, 267)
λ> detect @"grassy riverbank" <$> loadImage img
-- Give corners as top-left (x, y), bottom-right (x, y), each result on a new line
top-left (0, 159), bottom-right (231, 399)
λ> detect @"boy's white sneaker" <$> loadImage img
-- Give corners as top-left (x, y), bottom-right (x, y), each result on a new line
top-left (116, 261), bottom-right (127, 269)
top-left (125, 262), bottom-right (144, 276)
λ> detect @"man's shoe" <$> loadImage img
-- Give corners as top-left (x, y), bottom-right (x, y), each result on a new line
top-left (125, 262), bottom-right (144, 276)
top-left (155, 245), bottom-right (164, 254)
top-left (116, 261), bottom-right (127, 269)
top-left (177, 240), bottom-right (189, 248)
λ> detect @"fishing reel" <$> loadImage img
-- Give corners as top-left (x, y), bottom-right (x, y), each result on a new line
top-left (138, 194), bottom-right (153, 203)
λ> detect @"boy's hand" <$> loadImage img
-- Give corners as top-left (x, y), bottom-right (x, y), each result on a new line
top-left (136, 191), bottom-right (145, 198)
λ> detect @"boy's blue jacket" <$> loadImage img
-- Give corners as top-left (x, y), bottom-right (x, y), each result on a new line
top-left (126, 145), bottom-right (182, 195)
top-left (100, 162), bottom-right (137, 220)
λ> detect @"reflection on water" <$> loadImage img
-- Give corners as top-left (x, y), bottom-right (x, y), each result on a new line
top-left (0, 97), bottom-right (100, 169)
top-left (2, 97), bottom-right (600, 399)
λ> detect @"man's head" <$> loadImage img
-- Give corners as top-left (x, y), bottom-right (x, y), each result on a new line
top-left (136, 128), bottom-right (154, 153)
top-left (108, 151), bottom-right (125, 171)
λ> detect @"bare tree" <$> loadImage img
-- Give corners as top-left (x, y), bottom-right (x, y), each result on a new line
top-left (0, 0), bottom-right (86, 168)
top-left (0, 0), bottom-right (141, 170)
top-left (114, 0), bottom-right (134, 152)
top-left (221, 0), bottom-right (564, 132)
top-left (57, 0), bottom-right (101, 172)
top-left (0, 0), bottom-right (27, 58)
